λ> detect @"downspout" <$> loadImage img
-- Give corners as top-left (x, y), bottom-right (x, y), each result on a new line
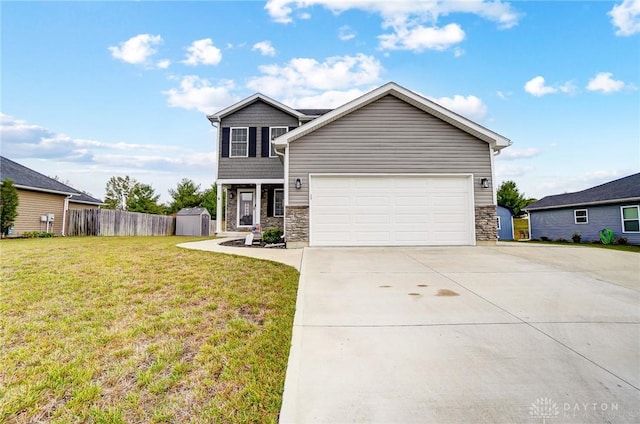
top-left (61, 195), bottom-right (72, 236)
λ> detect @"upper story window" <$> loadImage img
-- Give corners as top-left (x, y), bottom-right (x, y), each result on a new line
top-left (621, 205), bottom-right (639, 233)
top-left (574, 209), bottom-right (588, 224)
top-left (270, 127), bottom-right (288, 157)
top-left (230, 127), bottom-right (248, 157)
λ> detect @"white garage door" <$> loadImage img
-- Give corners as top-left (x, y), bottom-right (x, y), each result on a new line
top-left (309, 175), bottom-right (475, 246)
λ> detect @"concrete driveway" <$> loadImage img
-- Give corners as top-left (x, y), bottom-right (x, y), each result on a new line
top-left (279, 244), bottom-right (640, 423)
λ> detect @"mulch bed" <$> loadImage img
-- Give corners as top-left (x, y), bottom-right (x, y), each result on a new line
top-left (220, 238), bottom-right (286, 249)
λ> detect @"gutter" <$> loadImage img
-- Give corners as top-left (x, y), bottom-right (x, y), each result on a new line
top-left (525, 197), bottom-right (640, 212)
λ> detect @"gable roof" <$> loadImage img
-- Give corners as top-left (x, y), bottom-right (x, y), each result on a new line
top-left (274, 82), bottom-right (511, 152)
top-left (207, 93), bottom-right (310, 123)
top-left (0, 156), bottom-right (103, 204)
top-left (526, 173), bottom-right (640, 211)
top-left (177, 207), bottom-right (210, 216)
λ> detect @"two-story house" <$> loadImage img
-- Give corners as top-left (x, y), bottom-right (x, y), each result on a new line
top-left (207, 94), bottom-right (331, 236)
top-left (208, 82), bottom-right (511, 248)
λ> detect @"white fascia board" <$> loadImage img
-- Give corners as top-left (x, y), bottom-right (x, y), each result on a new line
top-left (275, 82), bottom-right (512, 151)
top-left (15, 184), bottom-right (77, 196)
top-left (207, 93), bottom-right (306, 121)
top-left (525, 197), bottom-right (640, 212)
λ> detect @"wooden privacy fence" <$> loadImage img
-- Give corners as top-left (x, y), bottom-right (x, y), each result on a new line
top-left (67, 209), bottom-right (175, 236)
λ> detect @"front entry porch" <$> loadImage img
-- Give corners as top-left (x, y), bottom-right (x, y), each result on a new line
top-left (215, 180), bottom-right (285, 234)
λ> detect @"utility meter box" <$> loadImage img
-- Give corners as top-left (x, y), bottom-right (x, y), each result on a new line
top-left (41, 215), bottom-right (48, 222)
top-left (47, 214), bottom-right (55, 222)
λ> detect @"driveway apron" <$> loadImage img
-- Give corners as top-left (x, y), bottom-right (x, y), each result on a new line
top-left (279, 245), bottom-right (640, 423)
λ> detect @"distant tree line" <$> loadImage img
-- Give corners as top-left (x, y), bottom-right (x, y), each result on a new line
top-left (103, 176), bottom-right (218, 218)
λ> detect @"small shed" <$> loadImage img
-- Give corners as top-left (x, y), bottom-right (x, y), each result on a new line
top-left (496, 206), bottom-right (514, 241)
top-left (176, 207), bottom-right (210, 236)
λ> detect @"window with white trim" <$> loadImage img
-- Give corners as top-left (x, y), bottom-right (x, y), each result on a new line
top-left (621, 205), bottom-right (639, 233)
top-left (496, 216), bottom-right (501, 230)
top-left (230, 127), bottom-right (248, 157)
top-left (270, 127), bottom-right (288, 157)
top-left (274, 189), bottom-right (284, 217)
top-left (574, 209), bottom-right (588, 224)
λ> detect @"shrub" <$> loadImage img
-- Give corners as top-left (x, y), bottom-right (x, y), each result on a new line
top-left (21, 231), bottom-right (54, 238)
top-left (571, 232), bottom-right (582, 243)
top-left (540, 236), bottom-right (550, 242)
top-left (263, 228), bottom-right (284, 244)
top-left (615, 237), bottom-right (628, 245)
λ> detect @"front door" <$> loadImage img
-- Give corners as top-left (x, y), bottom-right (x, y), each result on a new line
top-left (238, 190), bottom-right (255, 227)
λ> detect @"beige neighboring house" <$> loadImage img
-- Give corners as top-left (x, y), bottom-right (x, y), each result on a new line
top-left (0, 156), bottom-right (103, 236)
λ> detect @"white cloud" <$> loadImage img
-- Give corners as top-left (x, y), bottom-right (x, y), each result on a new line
top-left (496, 90), bottom-right (511, 99)
top-left (162, 76), bottom-right (239, 114)
top-left (247, 53), bottom-right (383, 106)
top-left (265, 0), bottom-right (520, 52)
top-left (524, 76), bottom-right (558, 97)
top-left (339, 25), bottom-right (356, 41)
top-left (498, 147), bottom-right (542, 160)
top-left (379, 23), bottom-right (465, 51)
top-left (453, 47), bottom-right (465, 57)
top-left (252, 40), bottom-right (277, 56)
top-left (156, 59), bottom-right (171, 69)
top-left (495, 163), bottom-right (535, 178)
top-left (558, 80), bottom-right (578, 95)
top-left (608, 0), bottom-right (640, 36)
top-left (182, 38), bottom-right (222, 66)
top-left (108, 34), bottom-right (163, 65)
top-left (432, 94), bottom-right (487, 121)
top-left (586, 72), bottom-right (627, 93)
top-left (294, 89), bottom-right (369, 108)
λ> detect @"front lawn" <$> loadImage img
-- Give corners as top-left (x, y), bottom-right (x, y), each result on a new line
top-left (0, 236), bottom-right (299, 423)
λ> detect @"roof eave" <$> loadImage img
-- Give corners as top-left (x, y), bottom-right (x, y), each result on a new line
top-left (526, 197), bottom-right (640, 211)
top-left (14, 184), bottom-right (77, 196)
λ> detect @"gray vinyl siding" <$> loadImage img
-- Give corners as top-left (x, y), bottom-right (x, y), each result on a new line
top-left (530, 203), bottom-right (640, 244)
top-left (497, 206), bottom-right (514, 240)
top-left (288, 95), bottom-right (494, 206)
top-left (218, 100), bottom-right (296, 180)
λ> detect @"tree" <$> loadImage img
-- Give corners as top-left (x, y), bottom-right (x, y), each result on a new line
top-left (497, 180), bottom-right (537, 216)
top-left (201, 184), bottom-right (218, 218)
top-left (1, 179), bottom-right (19, 237)
top-left (104, 176), bottom-right (138, 210)
top-left (167, 178), bottom-right (203, 213)
top-left (127, 183), bottom-right (165, 214)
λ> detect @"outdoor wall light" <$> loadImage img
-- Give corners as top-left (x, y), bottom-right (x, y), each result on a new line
top-left (295, 178), bottom-right (302, 189)
top-left (228, 191), bottom-right (234, 199)
top-left (480, 178), bottom-right (490, 189)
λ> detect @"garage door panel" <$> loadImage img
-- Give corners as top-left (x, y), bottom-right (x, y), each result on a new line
top-left (310, 176), bottom-right (474, 246)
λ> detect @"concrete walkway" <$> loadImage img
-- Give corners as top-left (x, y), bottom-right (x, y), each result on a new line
top-left (177, 237), bottom-right (304, 270)
top-left (280, 244), bottom-right (640, 423)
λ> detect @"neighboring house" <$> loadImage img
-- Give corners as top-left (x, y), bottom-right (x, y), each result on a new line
top-left (525, 173), bottom-right (640, 244)
top-left (496, 206), bottom-right (514, 241)
top-left (0, 156), bottom-right (103, 236)
top-left (208, 82), bottom-right (511, 247)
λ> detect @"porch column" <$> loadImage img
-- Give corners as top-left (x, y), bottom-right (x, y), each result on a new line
top-left (215, 182), bottom-right (222, 233)
top-left (255, 183), bottom-right (262, 227)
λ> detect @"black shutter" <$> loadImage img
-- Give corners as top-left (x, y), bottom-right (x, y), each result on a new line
top-left (221, 127), bottom-right (230, 158)
top-left (249, 127), bottom-right (257, 157)
top-left (267, 189), bottom-right (274, 217)
top-left (261, 127), bottom-right (270, 157)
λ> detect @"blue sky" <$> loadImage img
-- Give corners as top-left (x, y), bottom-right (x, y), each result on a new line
top-left (2, 0), bottom-right (639, 203)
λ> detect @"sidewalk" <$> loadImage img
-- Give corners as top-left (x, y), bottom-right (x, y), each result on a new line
top-left (177, 237), bottom-right (304, 271)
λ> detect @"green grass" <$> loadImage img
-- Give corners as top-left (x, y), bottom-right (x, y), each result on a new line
top-left (519, 239), bottom-right (640, 253)
top-left (0, 236), bottom-right (300, 423)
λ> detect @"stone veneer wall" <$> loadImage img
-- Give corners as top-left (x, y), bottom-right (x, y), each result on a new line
top-left (285, 205), bottom-right (309, 243)
top-left (475, 205), bottom-right (497, 241)
top-left (226, 189), bottom-right (238, 231)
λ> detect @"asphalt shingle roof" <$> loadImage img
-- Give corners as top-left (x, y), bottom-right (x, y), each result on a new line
top-left (0, 156), bottom-right (103, 204)
top-left (526, 173), bottom-right (640, 210)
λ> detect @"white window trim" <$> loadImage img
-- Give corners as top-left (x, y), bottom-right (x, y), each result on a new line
top-left (496, 216), bottom-right (501, 230)
top-left (236, 189), bottom-right (255, 227)
top-left (574, 209), bottom-right (588, 224)
top-left (269, 127), bottom-right (288, 158)
top-left (230, 127), bottom-right (249, 158)
top-left (620, 205), bottom-right (640, 233)
top-left (273, 188), bottom-right (284, 217)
